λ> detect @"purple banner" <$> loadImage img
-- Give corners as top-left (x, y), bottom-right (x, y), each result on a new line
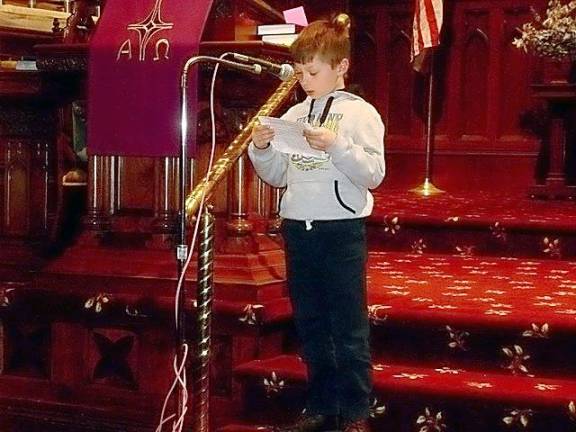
top-left (88, 0), bottom-right (213, 156)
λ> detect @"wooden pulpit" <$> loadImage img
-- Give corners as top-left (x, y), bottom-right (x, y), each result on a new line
top-left (529, 83), bottom-right (576, 199)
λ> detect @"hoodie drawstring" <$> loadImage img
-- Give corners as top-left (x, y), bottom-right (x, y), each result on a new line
top-left (306, 96), bottom-right (335, 127)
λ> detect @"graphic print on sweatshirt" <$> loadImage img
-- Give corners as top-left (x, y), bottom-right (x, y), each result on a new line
top-left (290, 113), bottom-right (344, 171)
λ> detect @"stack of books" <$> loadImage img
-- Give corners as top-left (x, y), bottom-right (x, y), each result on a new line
top-left (0, 3), bottom-right (70, 33)
top-left (257, 23), bottom-right (299, 46)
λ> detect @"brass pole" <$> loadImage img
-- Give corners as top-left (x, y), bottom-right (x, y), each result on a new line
top-left (411, 53), bottom-right (445, 196)
top-left (192, 207), bottom-right (215, 432)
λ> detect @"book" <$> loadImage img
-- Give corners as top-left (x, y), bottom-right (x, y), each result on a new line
top-left (16, 60), bottom-right (37, 71)
top-left (261, 33), bottom-right (299, 47)
top-left (0, 4), bottom-right (69, 33)
top-left (257, 23), bottom-right (298, 36)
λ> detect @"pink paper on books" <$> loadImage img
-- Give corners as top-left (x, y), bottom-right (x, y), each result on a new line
top-left (283, 6), bottom-right (308, 27)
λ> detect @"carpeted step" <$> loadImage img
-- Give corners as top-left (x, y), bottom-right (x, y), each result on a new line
top-left (235, 355), bottom-right (576, 406)
top-left (234, 355), bottom-right (576, 432)
top-left (244, 251), bottom-right (576, 330)
top-left (369, 190), bottom-right (576, 259)
top-left (368, 318), bottom-right (576, 380)
top-left (365, 251), bottom-right (576, 377)
top-left (367, 251), bottom-right (576, 331)
top-left (245, 251), bottom-right (576, 377)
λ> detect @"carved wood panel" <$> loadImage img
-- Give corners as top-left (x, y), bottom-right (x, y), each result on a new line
top-left (352, 0), bottom-right (546, 191)
top-left (4, 140), bottom-right (29, 236)
top-left (87, 327), bottom-right (139, 389)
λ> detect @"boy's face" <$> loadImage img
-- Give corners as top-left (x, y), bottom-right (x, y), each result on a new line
top-left (294, 54), bottom-right (349, 99)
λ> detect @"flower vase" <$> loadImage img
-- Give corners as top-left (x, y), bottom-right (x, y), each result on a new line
top-left (542, 58), bottom-right (575, 84)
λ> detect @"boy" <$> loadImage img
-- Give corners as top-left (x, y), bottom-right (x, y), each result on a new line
top-left (248, 14), bottom-right (385, 432)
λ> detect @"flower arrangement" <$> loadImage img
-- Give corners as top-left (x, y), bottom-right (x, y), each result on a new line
top-left (513, 0), bottom-right (576, 60)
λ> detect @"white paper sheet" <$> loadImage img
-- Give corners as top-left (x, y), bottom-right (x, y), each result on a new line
top-left (258, 116), bottom-right (325, 158)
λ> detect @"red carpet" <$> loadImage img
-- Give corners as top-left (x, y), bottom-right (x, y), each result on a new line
top-left (371, 190), bottom-right (576, 231)
top-left (367, 251), bottom-right (576, 330)
top-left (217, 191), bottom-right (576, 432)
top-left (368, 190), bottom-right (576, 260)
top-left (236, 354), bottom-right (576, 407)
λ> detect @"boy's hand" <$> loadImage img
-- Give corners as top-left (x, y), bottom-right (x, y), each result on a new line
top-left (252, 124), bottom-right (275, 149)
top-left (303, 126), bottom-right (336, 151)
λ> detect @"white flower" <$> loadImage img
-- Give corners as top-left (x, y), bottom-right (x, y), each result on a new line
top-left (535, 383), bottom-right (560, 391)
top-left (393, 373), bottom-right (427, 380)
top-left (513, 1), bottom-right (576, 60)
top-left (522, 323), bottom-right (550, 338)
top-left (503, 409), bottom-right (533, 428)
top-left (263, 371), bottom-right (285, 395)
top-left (568, 401), bottom-right (576, 420)
top-left (368, 304), bottom-right (389, 325)
top-left (485, 309), bottom-right (511, 316)
top-left (467, 381), bottom-right (493, 389)
top-left (369, 398), bottom-right (387, 418)
top-left (373, 364), bottom-right (390, 371)
top-left (84, 293), bottom-right (110, 313)
top-left (239, 304), bottom-right (264, 325)
top-left (435, 367), bottom-right (462, 374)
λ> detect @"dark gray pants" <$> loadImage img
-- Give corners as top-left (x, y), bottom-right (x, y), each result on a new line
top-left (281, 218), bottom-right (372, 422)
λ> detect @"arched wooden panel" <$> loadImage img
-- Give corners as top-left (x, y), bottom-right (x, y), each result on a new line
top-left (5, 141), bottom-right (29, 236)
top-left (460, 27), bottom-right (490, 137)
top-left (29, 141), bottom-right (51, 235)
top-left (498, 7), bottom-right (537, 141)
top-left (351, 13), bottom-right (378, 103)
top-left (388, 31), bottom-right (414, 137)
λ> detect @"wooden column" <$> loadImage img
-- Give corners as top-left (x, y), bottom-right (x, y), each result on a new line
top-left (226, 153), bottom-right (252, 235)
top-left (83, 154), bottom-right (112, 233)
top-left (152, 157), bottom-right (179, 235)
top-left (268, 187), bottom-right (283, 234)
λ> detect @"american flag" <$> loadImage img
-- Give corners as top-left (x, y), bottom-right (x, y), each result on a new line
top-left (411, 0), bottom-right (443, 72)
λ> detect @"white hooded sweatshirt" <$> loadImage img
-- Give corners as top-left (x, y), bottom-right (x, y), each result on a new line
top-left (248, 90), bottom-right (385, 221)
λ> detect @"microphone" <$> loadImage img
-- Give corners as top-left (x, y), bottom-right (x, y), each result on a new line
top-left (181, 55), bottom-right (266, 88)
top-left (212, 58), bottom-right (263, 75)
top-left (232, 53), bottom-right (294, 81)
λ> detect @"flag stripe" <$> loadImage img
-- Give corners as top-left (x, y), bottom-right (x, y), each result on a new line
top-left (424, 0), bottom-right (440, 46)
top-left (411, 0), bottom-right (443, 64)
top-left (414, 0), bottom-right (424, 55)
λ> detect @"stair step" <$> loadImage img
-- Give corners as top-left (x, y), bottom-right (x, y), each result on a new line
top-left (235, 355), bottom-right (576, 408)
top-left (363, 252), bottom-right (576, 377)
top-left (241, 252), bottom-right (576, 377)
top-left (371, 190), bottom-right (576, 232)
top-left (232, 251), bottom-right (576, 329)
top-left (367, 251), bottom-right (576, 331)
top-left (369, 190), bottom-right (576, 259)
top-left (221, 193), bottom-right (576, 431)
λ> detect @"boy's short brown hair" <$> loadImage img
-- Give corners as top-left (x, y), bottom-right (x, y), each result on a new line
top-left (290, 14), bottom-right (351, 67)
